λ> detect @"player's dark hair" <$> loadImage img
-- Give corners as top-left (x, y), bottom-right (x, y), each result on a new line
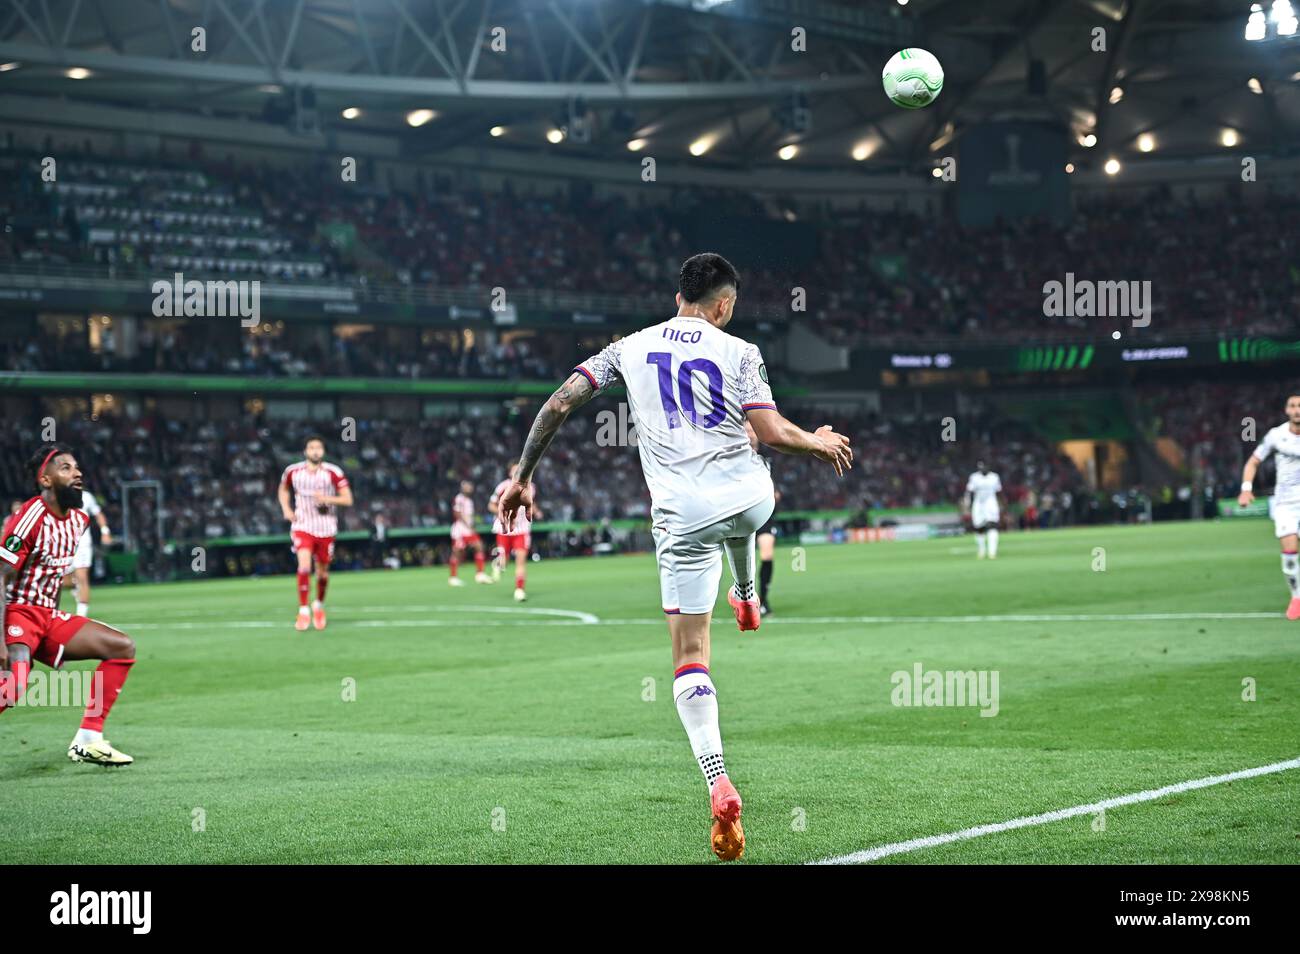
top-left (679, 252), bottom-right (740, 304)
top-left (27, 443), bottom-right (73, 487)
top-left (304, 435), bottom-right (326, 450)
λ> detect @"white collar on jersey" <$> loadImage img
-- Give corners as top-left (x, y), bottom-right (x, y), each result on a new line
top-left (672, 314), bottom-right (711, 325)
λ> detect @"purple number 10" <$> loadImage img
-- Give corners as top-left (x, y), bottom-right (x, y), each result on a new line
top-left (646, 353), bottom-right (726, 429)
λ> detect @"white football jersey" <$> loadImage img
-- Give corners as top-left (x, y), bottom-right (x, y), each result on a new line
top-left (577, 315), bottom-right (776, 534)
top-left (80, 490), bottom-right (102, 519)
top-left (1252, 423), bottom-right (1300, 506)
top-left (966, 471), bottom-right (1002, 505)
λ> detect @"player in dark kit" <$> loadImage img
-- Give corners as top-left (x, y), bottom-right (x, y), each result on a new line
top-left (0, 445), bottom-right (138, 765)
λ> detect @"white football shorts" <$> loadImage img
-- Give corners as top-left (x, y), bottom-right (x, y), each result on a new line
top-left (653, 497), bottom-right (775, 615)
top-left (971, 500), bottom-right (1000, 528)
top-left (1270, 498), bottom-right (1300, 539)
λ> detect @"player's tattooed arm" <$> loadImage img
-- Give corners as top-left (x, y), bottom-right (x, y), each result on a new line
top-left (517, 371), bottom-right (597, 482)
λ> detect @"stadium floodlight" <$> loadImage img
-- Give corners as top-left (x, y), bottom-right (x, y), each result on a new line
top-left (1222, 128), bottom-right (1240, 147)
top-left (1247, 4), bottom-right (1267, 39)
top-left (341, 107), bottom-right (361, 120)
top-left (1079, 132), bottom-right (1097, 147)
top-left (1137, 133), bottom-right (1155, 152)
top-left (546, 128), bottom-right (565, 143)
top-left (0, 62), bottom-right (19, 72)
top-left (1109, 86), bottom-right (1124, 104)
top-left (1248, 76), bottom-right (1264, 94)
top-left (689, 135), bottom-right (715, 156)
top-left (489, 126), bottom-right (506, 137)
top-left (851, 142), bottom-right (874, 161)
top-left (777, 144), bottom-right (799, 160)
top-left (931, 166), bottom-right (943, 178)
top-left (1065, 162), bottom-right (1075, 173)
top-left (1273, 0), bottom-right (1298, 34)
top-left (1104, 157), bottom-right (1121, 175)
top-left (626, 138), bottom-right (647, 151)
top-left (406, 109), bottom-right (437, 127)
top-left (66, 67), bottom-right (90, 79)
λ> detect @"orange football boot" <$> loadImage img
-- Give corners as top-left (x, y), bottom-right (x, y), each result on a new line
top-left (710, 775), bottom-right (744, 861)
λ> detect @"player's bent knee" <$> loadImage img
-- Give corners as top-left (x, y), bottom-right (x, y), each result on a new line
top-left (105, 629), bottom-right (135, 659)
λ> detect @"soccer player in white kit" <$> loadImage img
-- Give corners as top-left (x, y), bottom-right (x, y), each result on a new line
top-left (61, 488), bottom-right (112, 618)
top-left (496, 253), bottom-right (853, 861)
top-left (1238, 393), bottom-right (1300, 619)
top-left (966, 460), bottom-right (1004, 559)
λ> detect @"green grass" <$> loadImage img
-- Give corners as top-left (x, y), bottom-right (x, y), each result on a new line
top-left (2, 520), bottom-right (1296, 864)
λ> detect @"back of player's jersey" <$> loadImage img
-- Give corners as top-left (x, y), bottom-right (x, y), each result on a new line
top-left (577, 315), bottom-right (775, 534)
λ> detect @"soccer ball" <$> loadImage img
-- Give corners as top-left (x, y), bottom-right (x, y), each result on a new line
top-left (882, 48), bottom-right (944, 109)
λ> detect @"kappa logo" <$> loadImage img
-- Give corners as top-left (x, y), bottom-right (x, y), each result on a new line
top-left (686, 685), bottom-right (715, 699)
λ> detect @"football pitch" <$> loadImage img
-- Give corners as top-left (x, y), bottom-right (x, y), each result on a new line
top-left (2, 520), bottom-right (1296, 865)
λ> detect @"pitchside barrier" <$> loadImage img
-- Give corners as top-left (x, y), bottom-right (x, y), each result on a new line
top-left (92, 507), bottom-right (962, 583)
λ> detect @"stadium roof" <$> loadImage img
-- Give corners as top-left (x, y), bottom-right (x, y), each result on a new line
top-left (0, 0), bottom-right (1297, 173)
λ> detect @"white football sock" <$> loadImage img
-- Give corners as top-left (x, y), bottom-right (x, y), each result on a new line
top-left (723, 533), bottom-right (757, 603)
top-left (76, 601), bottom-right (89, 617)
top-left (988, 529), bottom-right (999, 557)
top-left (673, 665), bottom-right (726, 789)
top-left (73, 727), bottom-right (103, 746)
top-left (976, 533), bottom-right (987, 557)
top-left (1282, 552), bottom-right (1299, 597)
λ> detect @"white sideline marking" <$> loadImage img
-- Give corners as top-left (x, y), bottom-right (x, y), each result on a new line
top-left (117, 605), bottom-right (599, 630)
top-left (810, 756), bottom-right (1300, 865)
top-left (601, 612), bottom-right (1279, 625)
top-left (114, 610), bottom-right (1279, 630)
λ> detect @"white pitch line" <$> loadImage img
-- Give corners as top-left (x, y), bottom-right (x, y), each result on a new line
top-left (113, 610), bottom-right (1281, 630)
top-left (601, 612), bottom-right (1280, 625)
top-left (810, 756), bottom-right (1300, 865)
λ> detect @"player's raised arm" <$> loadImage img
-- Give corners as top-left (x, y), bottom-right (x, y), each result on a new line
top-left (745, 407), bottom-right (853, 476)
top-left (499, 370), bottom-right (599, 529)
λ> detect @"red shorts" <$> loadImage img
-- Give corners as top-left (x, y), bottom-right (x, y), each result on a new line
top-left (291, 531), bottom-right (335, 565)
top-left (451, 527), bottom-right (481, 548)
top-left (495, 533), bottom-right (531, 554)
top-left (4, 604), bottom-right (87, 669)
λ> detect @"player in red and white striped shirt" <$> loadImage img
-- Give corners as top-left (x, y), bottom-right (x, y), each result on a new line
top-left (448, 480), bottom-right (491, 586)
top-left (489, 464), bottom-right (541, 602)
top-left (1, 444), bottom-right (138, 765)
top-left (277, 436), bottom-right (352, 631)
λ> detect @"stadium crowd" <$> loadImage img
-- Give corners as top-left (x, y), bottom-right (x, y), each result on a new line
top-left (0, 403), bottom-right (1086, 548)
top-left (4, 144), bottom-right (1299, 349)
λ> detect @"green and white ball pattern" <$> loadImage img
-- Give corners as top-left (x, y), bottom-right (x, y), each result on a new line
top-left (883, 48), bottom-right (944, 109)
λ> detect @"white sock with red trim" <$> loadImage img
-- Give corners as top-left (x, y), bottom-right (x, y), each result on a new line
top-left (673, 663), bottom-right (726, 789)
